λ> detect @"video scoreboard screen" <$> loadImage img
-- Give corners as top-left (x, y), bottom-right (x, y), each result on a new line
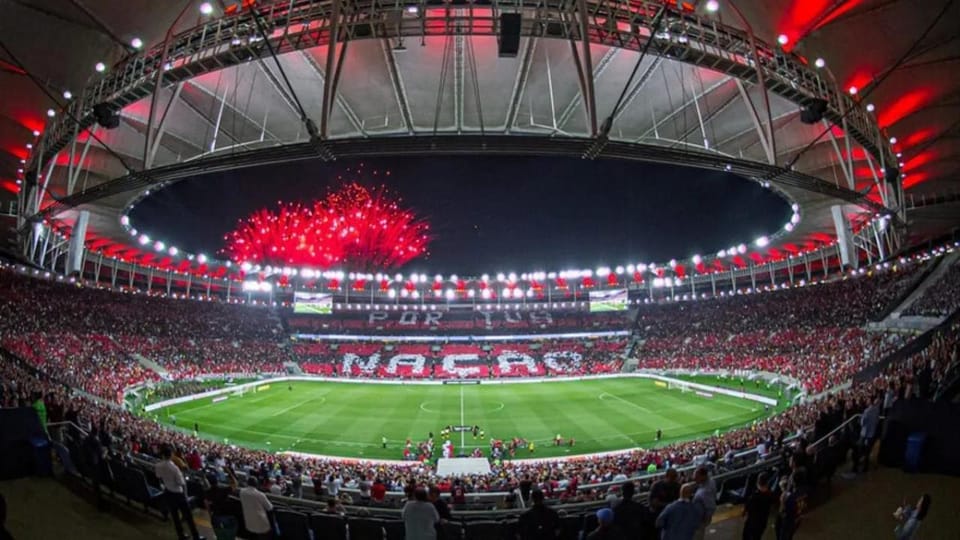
top-left (293, 292), bottom-right (333, 315)
top-left (588, 288), bottom-right (628, 312)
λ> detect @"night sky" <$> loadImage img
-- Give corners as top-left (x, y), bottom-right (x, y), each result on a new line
top-left (130, 156), bottom-right (791, 274)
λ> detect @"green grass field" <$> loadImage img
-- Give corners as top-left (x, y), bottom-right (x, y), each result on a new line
top-left (152, 377), bottom-right (778, 460)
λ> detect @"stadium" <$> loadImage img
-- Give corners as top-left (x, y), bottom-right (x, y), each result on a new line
top-left (1, 1), bottom-right (960, 540)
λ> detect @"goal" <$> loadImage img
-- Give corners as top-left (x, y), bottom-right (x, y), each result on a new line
top-left (667, 380), bottom-right (691, 393)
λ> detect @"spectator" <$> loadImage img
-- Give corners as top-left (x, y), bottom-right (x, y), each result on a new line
top-left (693, 467), bottom-right (717, 540)
top-left (204, 473), bottom-right (237, 535)
top-left (371, 477), bottom-right (387, 502)
top-left (155, 445), bottom-right (204, 540)
top-left (518, 489), bottom-right (560, 540)
top-left (612, 481), bottom-right (644, 538)
top-left (655, 483), bottom-right (703, 540)
top-left (428, 485), bottom-right (452, 522)
top-left (649, 468), bottom-right (681, 516)
top-left (239, 476), bottom-right (275, 540)
top-left (894, 494), bottom-right (931, 540)
top-left (402, 487), bottom-right (439, 540)
top-left (775, 475), bottom-right (800, 540)
top-left (325, 498), bottom-right (346, 515)
top-left (741, 473), bottom-right (775, 540)
top-left (586, 508), bottom-right (624, 540)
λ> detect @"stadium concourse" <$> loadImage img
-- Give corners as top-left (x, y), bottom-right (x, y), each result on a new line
top-left (2, 244), bottom-right (960, 538)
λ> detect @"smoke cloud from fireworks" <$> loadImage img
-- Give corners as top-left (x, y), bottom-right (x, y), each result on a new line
top-left (224, 182), bottom-right (430, 270)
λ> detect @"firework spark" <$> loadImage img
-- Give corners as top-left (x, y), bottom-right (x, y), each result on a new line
top-left (224, 182), bottom-right (430, 270)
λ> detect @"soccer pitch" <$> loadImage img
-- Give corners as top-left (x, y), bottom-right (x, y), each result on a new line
top-left (154, 377), bottom-right (776, 460)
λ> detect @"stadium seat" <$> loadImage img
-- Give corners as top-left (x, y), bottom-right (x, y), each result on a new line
top-left (464, 520), bottom-right (503, 540)
top-left (558, 514), bottom-right (582, 540)
top-left (309, 512), bottom-right (348, 540)
top-left (440, 520), bottom-right (464, 540)
top-left (346, 517), bottom-right (383, 540)
top-left (383, 519), bottom-right (405, 540)
top-left (500, 519), bottom-right (518, 540)
top-left (121, 466), bottom-right (163, 514)
top-left (581, 512), bottom-right (598, 537)
top-left (276, 509), bottom-right (312, 540)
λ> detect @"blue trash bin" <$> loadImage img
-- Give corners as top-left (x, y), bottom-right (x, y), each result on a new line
top-left (29, 436), bottom-right (52, 476)
top-left (904, 433), bottom-right (926, 473)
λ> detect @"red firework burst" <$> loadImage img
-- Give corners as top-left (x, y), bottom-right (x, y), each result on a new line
top-left (224, 182), bottom-right (430, 269)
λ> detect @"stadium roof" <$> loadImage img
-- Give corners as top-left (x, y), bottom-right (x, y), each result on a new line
top-left (1, 0), bottom-right (958, 277)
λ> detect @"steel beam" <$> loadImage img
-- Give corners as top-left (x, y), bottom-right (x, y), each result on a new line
top-left (505, 37), bottom-right (538, 132)
top-left (381, 38), bottom-right (414, 133)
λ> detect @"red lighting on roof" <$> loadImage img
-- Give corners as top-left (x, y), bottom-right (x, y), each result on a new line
top-left (777, 0), bottom-right (866, 51)
top-left (878, 88), bottom-right (934, 129)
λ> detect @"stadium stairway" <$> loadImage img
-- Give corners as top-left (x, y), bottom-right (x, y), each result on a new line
top-left (127, 352), bottom-right (169, 378)
top-left (879, 250), bottom-right (960, 332)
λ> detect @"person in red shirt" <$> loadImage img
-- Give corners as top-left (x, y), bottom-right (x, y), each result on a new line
top-left (371, 478), bottom-right (387, 502)
top-left (451, 479), bottom-right (466, 506)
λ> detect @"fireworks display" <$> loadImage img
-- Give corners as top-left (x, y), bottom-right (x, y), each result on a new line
top-left (224, 182), bottom-right (430, 270)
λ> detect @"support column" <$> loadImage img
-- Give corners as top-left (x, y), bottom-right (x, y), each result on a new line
top-left (66, 210), bottom-right (89, 275)
top-left (831, 205), bottom-right (857, 269)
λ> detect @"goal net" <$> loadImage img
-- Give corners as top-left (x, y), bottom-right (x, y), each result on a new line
top-left (667, 380), bottom-right (691, 393)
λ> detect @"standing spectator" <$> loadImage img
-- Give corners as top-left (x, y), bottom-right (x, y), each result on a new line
top-left (155, 446), bottom-right (204, 540)
top-left (655, 483), bottom-right (703, 540)
top-left (693, 467), bottom-right (717, 540)
top-left (775, 476), bottom-right (800, 540)
top-left (428, 485), bottom-right (452, 522)
top-left (518, 489), bottom-right (560, 540)
top-left (742, 473), bottom-right (775, 540)
top-left (612, 481), bottom-right (645, 538)
top-left (82, 426), bottom-right (106, 512)
top-left (402, 487), bottom-right (439, 540)
top-left (649, 468), bottom-right (681, 516)
top-left (239, 476), bottom-right (275, 540)
top-left (856, 398), bottom-right (881, 472)
top-left (894, 494), bottom-right (931, 540)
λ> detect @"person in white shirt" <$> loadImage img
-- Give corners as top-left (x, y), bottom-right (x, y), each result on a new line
top-left (155, 446), bottom-right (204, 540)
top-left (325, 474), bottom-right (342, 497)
top-left (240, 476), bottom-right (275, 540)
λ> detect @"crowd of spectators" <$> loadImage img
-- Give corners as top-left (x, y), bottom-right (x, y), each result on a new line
top-left (0, 270), bottom-right (286, 401)
top-left (633, 271), bottom-right (917, 393)
top-left (903, 262), bottom-right (960, 318)
top-left (286, 309), bottom-right (629, 335)
top-left (2, 259), bottom-right (957, 520)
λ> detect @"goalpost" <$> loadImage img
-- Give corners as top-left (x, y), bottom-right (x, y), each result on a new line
top-left (667, 380), bottom-right (691, 393)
